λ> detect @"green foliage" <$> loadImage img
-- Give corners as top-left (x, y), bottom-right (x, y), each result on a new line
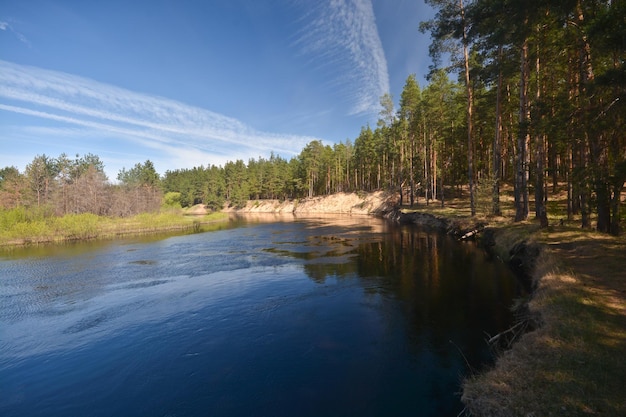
top-left (224, 160), bottom-right (249, 208)
top-left (205, 165), bottom-right (226, 210)
top-left (9, 219), bottom-right (49, 240)
top-left (118, 160), bottom-right (160, 188)
top-left (52, 213), bottom-right (100, 239)
top-left (162, 192), bottom-right (182, 209)
top-left (0, 206), bottom-right (230, 245)
top-left (473, 177), bottom-right (497, 217)
top-left (0, 207), bottom-right (29, 230)
top-left (0, 207), bottom-right (97, 242)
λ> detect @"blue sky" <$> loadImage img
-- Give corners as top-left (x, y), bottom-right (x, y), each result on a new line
top-left (1, 0), bottom-right (434, 180)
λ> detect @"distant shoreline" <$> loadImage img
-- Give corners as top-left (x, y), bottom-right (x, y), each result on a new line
top-left (0, 211), bottom-right (228, 248)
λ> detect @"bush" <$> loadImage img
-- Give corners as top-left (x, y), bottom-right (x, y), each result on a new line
top-left (0, 207), bottom-right (28, 230)
top-left (9, 220), bottom-right (49, 240)
top-left (0, 206), bottom-right (58, 242)
top-left (162, 192), bottom-right (182, 209)
top-left (133, 212), bottom-right (183, 229)
top-left (53, 213), bottom-right (100, 239)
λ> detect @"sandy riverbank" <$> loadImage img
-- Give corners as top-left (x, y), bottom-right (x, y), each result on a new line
top-left (222, 191), bottom-right (397, 215)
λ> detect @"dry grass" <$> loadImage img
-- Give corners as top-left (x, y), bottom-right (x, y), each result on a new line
top-left (404, 183), bottom-right (626, 416)
top-left (462, 250), bottom-right (626, 416)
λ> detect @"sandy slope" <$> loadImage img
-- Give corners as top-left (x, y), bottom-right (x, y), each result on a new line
top-left (220, 191), bottom-right (397, 215)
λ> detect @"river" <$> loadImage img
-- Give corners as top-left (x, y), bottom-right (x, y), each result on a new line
top-left (0, 215), bottom-right (523, 417)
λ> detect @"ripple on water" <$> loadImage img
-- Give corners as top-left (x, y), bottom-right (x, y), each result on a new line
top-left (63, 300), bottom-right (155, 334)
top-left (128, 260), bottom-right (157, 265)
top-left (119, 279), bottom-right (172, 290)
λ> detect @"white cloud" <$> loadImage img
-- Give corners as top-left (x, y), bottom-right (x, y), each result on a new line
top-left (293, 0), bottom-right (390, 116)
top-left (0, 60), bottom-right (320, 174)
top-left (0, 19), bottom-right (31, 47)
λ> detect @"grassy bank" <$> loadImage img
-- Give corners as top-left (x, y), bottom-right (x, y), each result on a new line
top-left (0, 207), bottom-right (228, 246)
top-left (399, 189), bottom-right (625, 416)
top-left (461, 225), bottom-right (626, 416)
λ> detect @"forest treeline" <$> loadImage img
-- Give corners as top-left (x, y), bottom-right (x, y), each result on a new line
top-left (0, 154), bottom-right (163, 218)
top-left (1, 0), bottom-right (624, 234)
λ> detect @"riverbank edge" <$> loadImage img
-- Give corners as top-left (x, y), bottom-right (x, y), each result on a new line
top-left (384, 208), bottom-right (544, 414)
top-left (387, 207), bottom-right (625, 416)
top-left (0, 212), bottom-right (229, 248)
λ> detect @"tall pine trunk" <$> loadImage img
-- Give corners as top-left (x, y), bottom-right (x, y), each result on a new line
top-left (534, 38), bottom-right (548, 227)
top-left (515, 37), bottom-right (531, 222)
top-left (461, 0), bottom-right (475, 216)
top-left (492, 45), bottom-right (503, 216)
top-left (576, 0), bottom-right (594, 229)
top-left (410, 134), bottom-right (415, 207)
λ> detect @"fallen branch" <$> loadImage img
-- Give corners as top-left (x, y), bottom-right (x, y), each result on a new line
top-left (487, 321), bottom-right (526, 345)
top-left (459, 228), bottom-right (481, 240)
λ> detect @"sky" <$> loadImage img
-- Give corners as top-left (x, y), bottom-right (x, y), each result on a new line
top-left (0, 0), bottom-right (435, 180)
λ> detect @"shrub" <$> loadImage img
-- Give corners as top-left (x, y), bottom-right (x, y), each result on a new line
top-left (53, 213), bottom-right (100, 239)
top-left (0, 207), bottom-right (28, 230)
top-left (162, 192), bottom-right (182, 209)
top-left (10, 220), bottom-right (49, 240)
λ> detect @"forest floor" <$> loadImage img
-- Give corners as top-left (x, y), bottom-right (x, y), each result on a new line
top-left (401, 185), bottom-right (626, 416)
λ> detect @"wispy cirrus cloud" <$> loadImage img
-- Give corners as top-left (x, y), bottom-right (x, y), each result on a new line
top-left (0, 19), bottom-right (31, 47)
top-left (0, 60), bottom-right (319, 173)
top-left (293, 0), bottom-right (390, 116)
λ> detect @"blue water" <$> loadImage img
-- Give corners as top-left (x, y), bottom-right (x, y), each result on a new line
top-left (0, 215), bottom-right (522, 416)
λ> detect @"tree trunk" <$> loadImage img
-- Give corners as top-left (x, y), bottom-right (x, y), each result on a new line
top-left (515, 38), bottom-right (531, 222)
top-left (424, 136), bottom-right (429, 205)
top-left (535, 133), bottom-right (548, 227)
top-left (433, 146), bottom-right (438, 203)
top-left (410, 136), bottom-right (415, 207)
top-left (492, 45), bottom-right (503, 216)
top-left (534, 41), bottom-right (548, 227)
top-left (596, 178), bottom-right (611, 233)
top-left (567, 143), bottom-right (573, 220)
top-left (610, 177), bottom-right (623, 236)
top-left (576, 0), bottom-right (594, 229)
top-left (460, 0), bottom-right (475, 216)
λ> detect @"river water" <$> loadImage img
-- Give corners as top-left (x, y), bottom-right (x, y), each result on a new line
top-left (0, 215), bottom-right (522, 417)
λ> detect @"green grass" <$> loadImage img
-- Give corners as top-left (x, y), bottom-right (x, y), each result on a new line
top-left (0, 207), bottom-right (228, 246)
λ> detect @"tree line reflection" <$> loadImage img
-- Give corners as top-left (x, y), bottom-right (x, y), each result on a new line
top-left (301, 223), bottom-right (525, 368)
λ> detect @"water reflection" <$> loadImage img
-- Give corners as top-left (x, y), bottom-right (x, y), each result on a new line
top-left (296, 221), bottom-right (521, 367)
top-left (0, 215), bottom-right (523, 417)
